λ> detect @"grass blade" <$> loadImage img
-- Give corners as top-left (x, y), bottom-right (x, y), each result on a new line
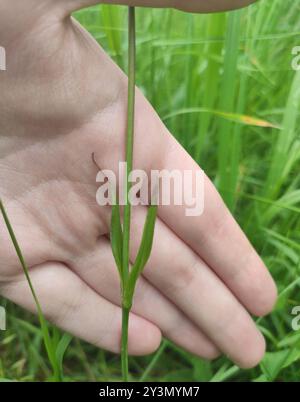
top-left (0, 199), bottom-right (62, 381)
top-left (110, 201), bottom-right (124, 278)
top-left (126, 205), bottom-right (157, 304)
top-left (264, 70), bottom-right (300, 200)
top-left (163, 107), bottom-right (279, 129)
top-left (55, 334), bottom-right (72, 377)
top-left (217, 10), bottom-right (242, 210)
top-left (195, 12), bottom-right (225, 162)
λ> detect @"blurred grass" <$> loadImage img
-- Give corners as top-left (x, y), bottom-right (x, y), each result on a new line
top-left (1, 0), bottom-right (300, 382)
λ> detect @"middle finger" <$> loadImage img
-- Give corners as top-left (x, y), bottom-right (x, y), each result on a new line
top-left (130, 206), bottom-right (266, 369)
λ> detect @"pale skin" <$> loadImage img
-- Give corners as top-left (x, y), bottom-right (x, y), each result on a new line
top-left (0, 0), bottom-right (277, 369)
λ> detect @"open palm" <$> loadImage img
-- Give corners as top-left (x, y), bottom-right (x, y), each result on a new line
top-left (0, 0), bottom-right (276, 368)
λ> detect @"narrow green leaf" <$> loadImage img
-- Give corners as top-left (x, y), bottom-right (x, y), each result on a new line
top-left (126, 205), bottom-right (157, 303)
top-left (163, 107), bottom-right (280, 129)
top-left (133, 205), bottom-right (157, 275)
top-left (260, 349), bottom-right (300, 381)
top-left (0, 198), bottom-right (62, 381)
top-left (55, 334), bottom-right (72, 376)
top-left (110, 200), bottom-right (123, 277)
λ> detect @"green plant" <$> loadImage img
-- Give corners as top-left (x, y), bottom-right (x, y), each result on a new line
top-left (0, 200), bottom-right (70, 382)
top-left (110, 6), bottom-right (158, 382)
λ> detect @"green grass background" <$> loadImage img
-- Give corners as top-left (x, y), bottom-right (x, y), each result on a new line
top-left (1, 0), bottom-right (300, 382)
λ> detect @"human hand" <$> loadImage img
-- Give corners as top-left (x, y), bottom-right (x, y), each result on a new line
top-left (0, 0), bottom-right (275, 369)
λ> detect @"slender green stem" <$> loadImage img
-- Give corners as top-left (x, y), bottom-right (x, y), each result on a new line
top-left (122, 6), bottom-right (136, 284)
top-left (121, 6), bottom-right (136, 382)
top-left (121, 306), bottom-right (130, 382)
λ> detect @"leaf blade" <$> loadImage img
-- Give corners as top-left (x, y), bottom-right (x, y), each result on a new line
top-left (126, 205), bottom-right (157, 304)
top-left (110, 200), bottom-right (124, 278)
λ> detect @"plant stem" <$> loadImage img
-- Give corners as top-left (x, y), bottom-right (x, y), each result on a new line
top-left (121, 306), bottom-right (130, 382)
top-left (121, 6), bottom-right (136, 382)
top-left (122, 6), bottom-right (136, 284)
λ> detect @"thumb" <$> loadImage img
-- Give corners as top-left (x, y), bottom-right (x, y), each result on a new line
top-left (63, 0), bottom-right (170, 13)
top-left (65, 0), bottom-right (257, 14)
